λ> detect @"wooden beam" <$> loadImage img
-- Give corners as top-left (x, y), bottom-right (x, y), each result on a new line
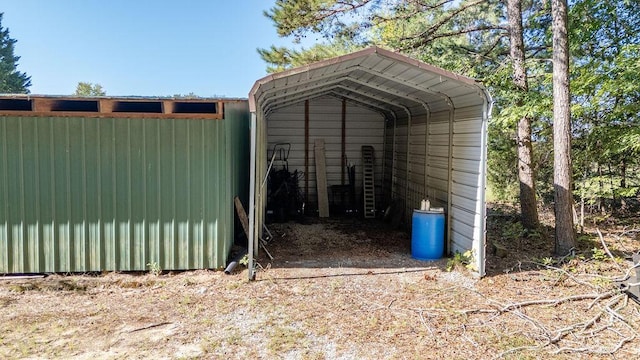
top-left (99, 99), bottom-right (114, 113)
top-left (234, 196), bottom-right (250, 239)
top-left (315, 139), bottom-right (330, 217)
top-left (162, 100), bottom-right (174, 114)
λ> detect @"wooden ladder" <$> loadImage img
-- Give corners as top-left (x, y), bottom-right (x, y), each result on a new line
top-left (361, 146), bottom-right (375, 218)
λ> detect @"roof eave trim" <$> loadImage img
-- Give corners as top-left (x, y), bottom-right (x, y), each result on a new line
top-left (249, 48), bottom-right (378, 112)
top-left (249, 46), bottom-right (485, 113)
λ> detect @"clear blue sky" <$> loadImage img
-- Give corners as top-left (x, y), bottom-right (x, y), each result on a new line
top-left (0, 0), bottom-right (312, 98)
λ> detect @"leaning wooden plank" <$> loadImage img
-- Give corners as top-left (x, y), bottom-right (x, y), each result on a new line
top-left (315, 139), bottom-right (330, 217)
top-left (235, 196), bottom-right (273, 260)
top-left (234, 196), bottom-right (250, 239)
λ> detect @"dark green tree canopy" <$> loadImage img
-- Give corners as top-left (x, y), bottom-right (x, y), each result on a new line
top-left (262, 0), bottom-right (640, 214)
top-left (0, 13), bottom-right (31, 94)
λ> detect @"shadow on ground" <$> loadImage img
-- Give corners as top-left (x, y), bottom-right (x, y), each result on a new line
top-left (253, 204), bottom-right (640, 279)
top-left (256, 216), bottom-right (449, 274)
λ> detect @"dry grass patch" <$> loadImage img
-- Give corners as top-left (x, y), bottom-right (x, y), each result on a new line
top-left (1, 211), bottom-right (639, 359)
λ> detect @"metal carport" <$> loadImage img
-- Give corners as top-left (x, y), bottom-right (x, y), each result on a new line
top-left (248, 47), bottom-right (492, 278)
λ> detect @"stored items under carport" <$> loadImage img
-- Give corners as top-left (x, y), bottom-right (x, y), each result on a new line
top-left (362, 146), bottom-right (376, 218)
top-left (266, 143), bottom-right (304, 223)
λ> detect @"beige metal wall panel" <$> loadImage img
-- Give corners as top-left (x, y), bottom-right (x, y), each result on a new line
top-left (308, 97), bottom-right (342, 203)
top-left (267, 96), bottom-right (384, 212)
top-left (391, 124), bottom-right (407, 201)
top-left (0, 105), bottom-right (249, 274)
top-left (405, 122), bottom-right (428, 223)
top-left (448, 104), bottom-right (485, 260)
top-left (426, 110), bottom-right (451, 207)
top-left (383, 121), bottom-right (394, 205)
top-left (345, 103), bottom-right (385, 207)
top-left (267, 102), bottom-right (306, 176)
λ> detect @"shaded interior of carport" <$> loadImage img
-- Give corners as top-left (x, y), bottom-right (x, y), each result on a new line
top-left (248, 47), bottom-right (491, 278)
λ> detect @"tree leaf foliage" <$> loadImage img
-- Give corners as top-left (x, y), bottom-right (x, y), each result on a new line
top-left (261, 0), bottom-right (640, 210)
top-left (0, 13), bottom-right (31, 94)
top-left (73, 82), bottom-right (106, 97)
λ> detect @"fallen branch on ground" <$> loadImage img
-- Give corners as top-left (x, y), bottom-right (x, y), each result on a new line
top-left (597, 228), bottom-right (624, 271)
top-left (473, 261), bottom-right (640, 358)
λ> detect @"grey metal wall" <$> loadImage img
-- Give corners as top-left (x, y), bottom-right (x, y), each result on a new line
top-left (390, 112), bottom-right (438, 225)
top-left (0, 102), bottom-right (249, 273)
top-left (449, 105), bottom-right (487, 258)
top-left (267, 96), bottom-right (385, 211)
top-left (386, 103), bottom-right (487, 258)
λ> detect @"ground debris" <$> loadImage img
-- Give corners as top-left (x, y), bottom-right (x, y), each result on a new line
top-left (0, 211), bottom-right (638, 359)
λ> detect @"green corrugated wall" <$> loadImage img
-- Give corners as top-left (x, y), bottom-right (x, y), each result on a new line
top-left (0, 102), bottom-right (249, 273)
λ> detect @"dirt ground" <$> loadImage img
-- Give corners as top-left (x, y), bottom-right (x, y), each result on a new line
top-left (1, 209), bottom-right (639, 359)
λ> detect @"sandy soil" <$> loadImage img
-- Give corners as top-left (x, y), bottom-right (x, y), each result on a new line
top-left (1, 212), bottom-right (639, 359)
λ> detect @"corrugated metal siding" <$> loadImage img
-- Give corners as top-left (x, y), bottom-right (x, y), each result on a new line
top-left (426, 110), bottom-right (451, 210)
top-left (449, 105), bottom-right (485, 256)
top-left (391, 116), bottom-right (408, 204)
top-left (386, 104), bottom-right (486, 258)
top-left (345, 102), bottom-right (385, 208)
top-left (405, 121), bottom-right (427, 223)
top-left (267, 96), bottom-right (384, 211)
top-left (0, 105), bottom-right (249, 273)
top-left (383, 120), bottom-right (394, 205)
top-left (225, 103), bottom-right (251, 211)
top-left (393, 110), bottom-right (453, 226)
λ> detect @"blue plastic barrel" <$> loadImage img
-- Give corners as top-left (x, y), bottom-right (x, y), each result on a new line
top-left (411, 209), bottom-right (445, 260)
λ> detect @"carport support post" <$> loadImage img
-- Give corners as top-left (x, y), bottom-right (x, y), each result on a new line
top-left (341, 99), bottom-right (346, 186)
top-left (477, 95), bottom-right (492, 276)
top-left (248, 112), bottom-right (257, 281)
top-left (391, 115), bottom-right (397, 199)
top-left (446, 106), bottom-right (455, 257)
top-left (402, 107), bottom-right (411, 222)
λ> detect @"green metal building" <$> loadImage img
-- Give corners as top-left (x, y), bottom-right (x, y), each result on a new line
top-left (0, 96), bottom-right (250, 273)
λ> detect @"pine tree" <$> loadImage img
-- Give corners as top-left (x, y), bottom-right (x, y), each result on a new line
top-left (0, 13), bottom-right (31, 94)
top-left (551, 0), bottom-right (576, 254)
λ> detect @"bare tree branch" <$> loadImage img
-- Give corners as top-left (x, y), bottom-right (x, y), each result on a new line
top-left (596, 228), bottom-right (624, 271)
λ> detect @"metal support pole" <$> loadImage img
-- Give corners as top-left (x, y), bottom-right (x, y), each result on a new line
top-left (248, 112), bottom-right (257, 281)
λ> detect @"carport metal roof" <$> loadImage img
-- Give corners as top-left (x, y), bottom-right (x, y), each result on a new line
top-left (249, 46), bottom-right (491, 119)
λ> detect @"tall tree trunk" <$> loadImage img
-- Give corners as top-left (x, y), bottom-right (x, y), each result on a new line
top-left (552, 0), bottom-right (576, 254)
top-left (507, 0), bottom-right (540, 230)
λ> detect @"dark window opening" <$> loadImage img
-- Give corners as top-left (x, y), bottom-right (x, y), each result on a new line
top-left (0, 99), bottom-right (32, 111)
top-left (173, 102), bottom-right (217, 114)
top-left (112, 101), bottom-right (163, 113)
top-left (51, 100), bottom-right (99, 112)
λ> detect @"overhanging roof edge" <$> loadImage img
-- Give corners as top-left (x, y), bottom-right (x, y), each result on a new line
top-left (249, 46), bottom-right (488, 113)
top-left (249, 47), bottom-right (379, 112)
